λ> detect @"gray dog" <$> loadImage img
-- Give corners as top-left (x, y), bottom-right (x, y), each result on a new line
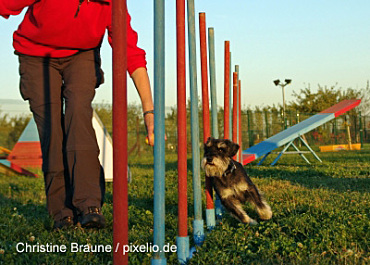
top-left (202, 137), bottom-right (272, 225)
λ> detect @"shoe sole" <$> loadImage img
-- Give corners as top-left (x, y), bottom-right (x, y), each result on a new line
top-left (81, 221), bottom-right (105, 229)
top-left (80, 215), bottom-right (106, 229)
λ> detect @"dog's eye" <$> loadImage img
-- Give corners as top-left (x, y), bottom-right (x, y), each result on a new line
top-left (218, 148), bottom-right (223, 153)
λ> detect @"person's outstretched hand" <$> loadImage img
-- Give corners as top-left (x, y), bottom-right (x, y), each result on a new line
top-left (144, 112), bottom-right (154, 146)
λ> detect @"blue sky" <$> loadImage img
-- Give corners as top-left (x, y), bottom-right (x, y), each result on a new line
top-left (0, 0), bottom-right (369, 109)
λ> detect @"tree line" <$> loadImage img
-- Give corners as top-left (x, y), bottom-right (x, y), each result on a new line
top-left (0, 84), bottom-right (368, 151)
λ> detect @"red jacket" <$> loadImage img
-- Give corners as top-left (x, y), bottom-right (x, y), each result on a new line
top-left (0, 0), bottom-right (146, 75)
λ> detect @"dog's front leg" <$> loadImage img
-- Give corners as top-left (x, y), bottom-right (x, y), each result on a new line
top-left (221, 197), bottom-right (257, 225)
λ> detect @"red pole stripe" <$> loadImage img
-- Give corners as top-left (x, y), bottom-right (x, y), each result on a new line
top-left (224, 41), bottom-right (230, 139)
top-left (199, 12), bottom-right (213, 210)
top-left (199, 13), bottom-right (211, 142)
top-left (112, 0), bottom-right (128, 264)
top-left (232, 72), bottom-right (238, 160)
top-left (176, 0), bottom-right (188, 238)
top-left (239, 80), bottom-right (242, 162)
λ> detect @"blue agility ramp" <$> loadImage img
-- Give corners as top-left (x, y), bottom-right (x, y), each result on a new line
top-left (242, 99), bottom-right (361, 165)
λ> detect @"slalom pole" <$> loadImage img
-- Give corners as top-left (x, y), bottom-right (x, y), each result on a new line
top-left (112, 0), bottom-right (128, 264)
top-left (208, 28), bottom-right (218, 139)
top-left (176, 0), bottom-right (189, 263)
top-left (238, 80), bottom-right (242, 162)
top-left (187, 0), bottom-right (205, 246)
top-left (229, 51), bottom-right (233, 138)
top-left (199, 12), bottom-right (215, 230)
top-left (235, 65), bottom-right (240, 162)
top-left (152, 0), bottom-right (166, 264)
top-left (232, 72), bottom-right (238, 160)
top-left (208, 28), bottom-right (222, 220)
top-left (224, 41), bottom-right (230, 139)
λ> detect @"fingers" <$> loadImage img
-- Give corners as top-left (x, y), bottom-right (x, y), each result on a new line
top-left (145, 133), bottom-right (154, 146)
top-left (144, 112), bottom-right (154, 146)
top-left (143, 111), bottom-right (168, 146)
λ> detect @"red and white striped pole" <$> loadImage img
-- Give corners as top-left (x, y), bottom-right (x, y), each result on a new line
top-left (176, 0), bottom-right (189, 262)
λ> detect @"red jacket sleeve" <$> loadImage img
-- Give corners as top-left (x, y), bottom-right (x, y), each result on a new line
top-left (0, 0), bottom-right (36, 18)
top-left (107, 11), bottom-right (147, 76)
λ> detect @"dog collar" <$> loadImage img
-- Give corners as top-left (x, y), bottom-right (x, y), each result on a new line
top-left (222, 160), bottom-right (237, 177)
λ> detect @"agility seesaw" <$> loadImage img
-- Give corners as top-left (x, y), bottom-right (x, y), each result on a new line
top-left (0, 159), bottom-right (38, 177)
top-left (242, 99), bottom-right (361, 166)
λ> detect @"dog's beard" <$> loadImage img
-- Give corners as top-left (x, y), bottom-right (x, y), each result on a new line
top-left (201, 156), bottom-right (230, 178)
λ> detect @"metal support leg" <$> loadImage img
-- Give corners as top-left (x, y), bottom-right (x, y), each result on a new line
top-left (271, 141), bottom-right (293, 166)
top-left (291, 142), bottom-right (311, 165)
top-left (257, 152), bottom-right (271, 166)
top-left (299, 136), bottom-right (322, 162)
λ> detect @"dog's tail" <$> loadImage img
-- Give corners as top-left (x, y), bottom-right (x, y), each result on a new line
top-left (248, 186), bottom-right (272, 220)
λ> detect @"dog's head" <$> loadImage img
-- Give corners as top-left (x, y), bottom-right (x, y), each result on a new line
top-left (201, 137), bottom-right (239, 177)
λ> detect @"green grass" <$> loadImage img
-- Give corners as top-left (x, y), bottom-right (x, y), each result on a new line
top-left (0, 148), bottom-right (369, 264)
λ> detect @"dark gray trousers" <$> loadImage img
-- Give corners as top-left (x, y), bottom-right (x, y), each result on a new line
top-left (18, 50), bottom-right (105, 221)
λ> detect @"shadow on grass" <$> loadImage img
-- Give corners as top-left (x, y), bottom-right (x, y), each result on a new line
top-left (129, 157), bottom-right (196, 174)
top-left (320, 149), bottom-right (370, 163)
top-left (247, 166), bottom-right (369, 193)
top-left (0, 192), bottom-right (52, 230)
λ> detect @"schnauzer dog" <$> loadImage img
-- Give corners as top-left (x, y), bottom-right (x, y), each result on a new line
top-left (202, 137), bottom-right (272, 225)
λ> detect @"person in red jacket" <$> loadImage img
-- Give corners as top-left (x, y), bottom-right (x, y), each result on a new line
top-left (1, 0), bottom-right (155, 229)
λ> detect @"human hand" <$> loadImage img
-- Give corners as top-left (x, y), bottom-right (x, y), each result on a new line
top-left (144, 111), bottom-right (154, 146)
top-left (145, 133), bottom-right (169, 146)
top-left (144, 110), bottom-right (168, 146)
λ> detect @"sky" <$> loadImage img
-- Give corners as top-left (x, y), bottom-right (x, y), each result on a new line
top-left (0, 0), bottom-right (369, 110)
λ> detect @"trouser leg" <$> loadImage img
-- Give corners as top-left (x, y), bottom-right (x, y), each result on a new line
top-left (62, 50), bottom-right (105, 213)
top-left (18, 55), bottom-right (73, 221)
top-left (65, 150), bottom-right (105, 212)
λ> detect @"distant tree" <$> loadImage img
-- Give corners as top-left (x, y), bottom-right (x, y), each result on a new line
top-left (0, 109), bottom-right (30, 149)
top-left (94, 102), bottom-right (113, 134)
top-left (359, 81), bottom-right (370, 115)
top-left (93, 102), bottom-right (143, 136)
top-left (253, 106), bottom-right (264, 140)
top-left (8, 115), bottom-right (31, 148)
top-left (165, 105), bottom-right (177, 146)
top-left (0, 109), bottom-right (10, 148)
top-left (289, 84), bottom-right (362, 114)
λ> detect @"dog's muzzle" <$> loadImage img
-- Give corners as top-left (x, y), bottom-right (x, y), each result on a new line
top-left (201, 156), bottom-right (230, 178)
top-left (206, 157), bottom-right (213, 164)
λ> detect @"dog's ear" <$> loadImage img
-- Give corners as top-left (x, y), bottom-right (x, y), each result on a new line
top-left (205, 137), bottom-right (214, 147)
top-left (227, 141), bottom-right (239, 157)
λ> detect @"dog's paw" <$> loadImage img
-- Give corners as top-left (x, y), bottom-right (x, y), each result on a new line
top-left (242, 215), bottom-right (258, 225)
top-left (248, 219), bottom-right (258, 226)
top-left (257, 204), bottom-right (272, 220)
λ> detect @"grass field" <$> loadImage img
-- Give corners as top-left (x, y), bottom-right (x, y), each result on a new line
top-left (0, 147), bottom-right (369, 264)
